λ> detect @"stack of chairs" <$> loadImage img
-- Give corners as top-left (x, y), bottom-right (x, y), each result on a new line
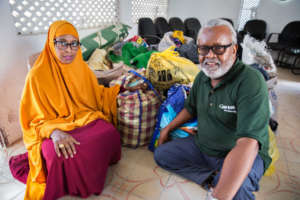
top-left (184, 18), bottom-right (201, 42)
top-left (138, 17), bottom-right (201, 43)
top-left (238, 19), bottom-right (267, 42)
top-left (237, 19), bottom-right (267, 60)
top-left (154, 17), bottom-right (171, 38)
top-left (168, 17), bottom-right (185, 32)
top-left (138, 17), bottom-right (161, 49)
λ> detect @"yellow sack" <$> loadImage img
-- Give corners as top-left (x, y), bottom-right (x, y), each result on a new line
top-left (264, 127), bottom-right (280, 176)
top-left (146, 46), bottom-right (200, 90)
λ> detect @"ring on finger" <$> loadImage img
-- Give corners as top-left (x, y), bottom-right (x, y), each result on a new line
top-left (59, 143), bottom-right (65, 148)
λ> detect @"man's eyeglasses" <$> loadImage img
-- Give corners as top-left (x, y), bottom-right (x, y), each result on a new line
top-left (54, 39), bottom-right (81, 50)
top-left (197, 43), bottom-right (232, 56)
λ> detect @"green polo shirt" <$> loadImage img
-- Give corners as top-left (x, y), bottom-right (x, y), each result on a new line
top-left (184, 59), bottom-right (272, 172)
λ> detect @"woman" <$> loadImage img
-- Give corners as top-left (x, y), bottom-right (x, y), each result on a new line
top-left (9, 20), bottom-right (122, 200)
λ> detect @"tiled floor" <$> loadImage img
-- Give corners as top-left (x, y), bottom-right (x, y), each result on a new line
top-left (0, 67), bottom-right (299, 200)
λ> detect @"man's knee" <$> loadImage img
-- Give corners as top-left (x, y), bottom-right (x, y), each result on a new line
top-left (154, 143), bottom-right (186, 171)
top-left (233, 177), bottom-right (257, 200)
top-left (154, 145), bottom-right (168, 166)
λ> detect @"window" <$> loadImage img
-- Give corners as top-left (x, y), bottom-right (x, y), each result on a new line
top-left (131, 0), bottom-right (168, 23)
top-left (8, 0), bottom-right (119, 35)
top-left (237, 0), bottom-right (261, 30)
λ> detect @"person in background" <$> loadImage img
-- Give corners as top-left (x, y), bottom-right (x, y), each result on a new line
top-left (154, 18), bottom-right (271, 200)
top-left (9, 20), bottom-right (124, 200)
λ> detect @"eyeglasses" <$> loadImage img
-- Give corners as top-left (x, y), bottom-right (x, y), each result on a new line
top-left (54, 39), bottom-right (81, 50)
top-left (197, 43), bottom-right (232, 56)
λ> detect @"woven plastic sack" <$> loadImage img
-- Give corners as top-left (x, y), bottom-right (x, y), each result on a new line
top-left (241, 34), bottom-right (277, 74)
top-left (158, 31), bottom-right (194, 52)
top-left (111, 70), bottom-right (161, 148)
top-left (146, 46), bottom-right (200, 90)
top-left (264, 127), bottom-right (280, 176)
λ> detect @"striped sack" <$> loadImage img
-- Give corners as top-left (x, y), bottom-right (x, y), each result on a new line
top-left (113, 70), bottom-right (161, 148)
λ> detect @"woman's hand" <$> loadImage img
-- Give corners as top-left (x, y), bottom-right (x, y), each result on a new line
top-left (50, 129), bottom-right (80, 159)
top-left (125, 83), bottom-right (148, 92)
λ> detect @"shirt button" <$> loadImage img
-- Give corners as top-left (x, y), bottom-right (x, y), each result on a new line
top-left (209, 103), bottom-right (213, 106)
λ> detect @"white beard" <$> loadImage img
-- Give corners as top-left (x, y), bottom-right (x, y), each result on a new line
top-left (201, 56), bottom-right (235, 80)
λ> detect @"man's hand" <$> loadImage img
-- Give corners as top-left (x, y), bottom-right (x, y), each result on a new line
top-left (157, 108), bottom-right (194, 146)
top-left (50, 129), bottom-right (80, 159)
top-left (157, 127), bottom-right (170, 146)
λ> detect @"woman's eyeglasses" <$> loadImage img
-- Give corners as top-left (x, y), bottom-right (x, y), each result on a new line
top-left (54, 39), bottom-right (81, 50)
top-left (197, 43), bottom-right (232, 56)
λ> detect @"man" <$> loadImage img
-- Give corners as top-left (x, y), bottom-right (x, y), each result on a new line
top-left (154, 19), bottom-right (271, 200)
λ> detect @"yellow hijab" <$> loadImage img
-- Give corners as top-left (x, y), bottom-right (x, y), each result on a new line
top-left (20, 20), bottom-right (120, 199)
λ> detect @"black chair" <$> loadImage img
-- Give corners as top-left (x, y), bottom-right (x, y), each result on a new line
top-left (138, 17), bottom-right (160, 47)
top-left (184, 18), bottom-right (201, 42)
top-left (237, 19), bottom-right (267, 60)
top-left (238, 19), bottom-right (267, 41)
top-left (154, 17), bottom-right (171, 38)
top-left (169, 17), bottom-right (185, 32)
top-left (292, 56), bottom-right (300, 75)
top-left (267, 21), bottom-right (300, 74)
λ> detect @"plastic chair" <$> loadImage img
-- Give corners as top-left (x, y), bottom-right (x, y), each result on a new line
top-left (169, 17), bottom-right (185, 32)
top-left (267, 21), bottom-right (300, 72)
top-left (138, 17), bottom-right (160, 47)
top-left (184, 18), bottom-right (201, 42)
top-left (154, 17), bottom-right (171, 38)
top-left (238, 19), bottom-right (267, 41)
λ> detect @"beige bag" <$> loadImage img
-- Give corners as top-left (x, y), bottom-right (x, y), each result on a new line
top-left (94, 63), bottom-right (131, 86)
top-left (87, 48), bottom-right (111, 71)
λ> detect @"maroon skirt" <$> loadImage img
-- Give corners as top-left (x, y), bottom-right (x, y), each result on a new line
top-left (9, 119), bottom-right (121, 200)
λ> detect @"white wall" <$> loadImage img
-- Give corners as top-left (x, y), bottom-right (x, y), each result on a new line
top-left (168, 0), bottom-right (300, 34)
top-left (119, 0), bottom-right (138, 38)
top-left (0, 0), bottom-right (33, 145)
top-left (256, 0), bottom-right (300, 34)
top-left (168, 0), bottom-right (241, 29)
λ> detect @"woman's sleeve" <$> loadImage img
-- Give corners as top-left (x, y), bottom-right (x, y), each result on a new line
top-left (87, 67), bottom-right (121, 126)
top-left (97, 84), bottom-right (120, 126)
top-left (20, 73), bottom-right (70, 148)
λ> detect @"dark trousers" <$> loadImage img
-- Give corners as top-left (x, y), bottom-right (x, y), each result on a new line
top-left (154, 136), bottom-right (264, 200)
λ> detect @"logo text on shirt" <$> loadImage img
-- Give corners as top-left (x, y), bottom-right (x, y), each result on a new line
top-left (219, 104), bottom-right (237, 113)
